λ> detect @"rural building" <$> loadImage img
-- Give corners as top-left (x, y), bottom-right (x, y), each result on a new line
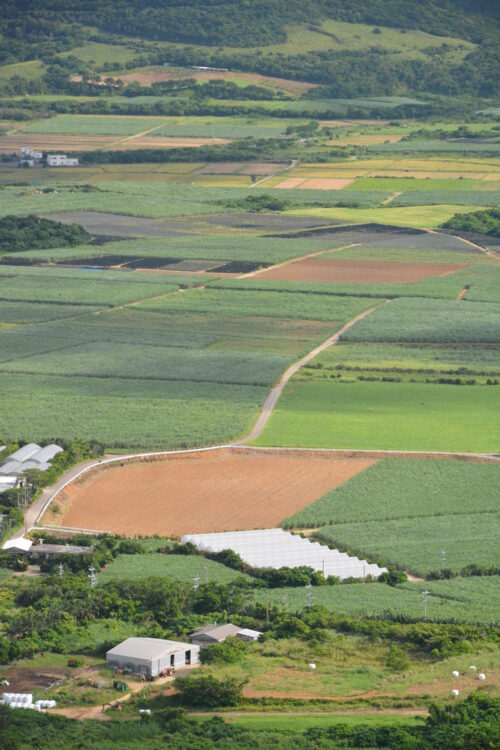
top-left (3, 538), bottom-right (33, 554)
top-left (29, 542), bottom-right (90, 559)
top-left (46, 154), bottom-right (79, 167)
top-left (190, 623), bottom-right (262, 647)
top-left (106, 637), bottom-right (199, 677)
top-left (0, 443), bottom-right (63, 482)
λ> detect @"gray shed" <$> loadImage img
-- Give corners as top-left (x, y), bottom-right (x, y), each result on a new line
top-left (106, 637), bottom-right (199, 677)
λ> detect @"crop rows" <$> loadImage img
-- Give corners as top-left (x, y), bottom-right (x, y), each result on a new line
top-left (283, 459), bottom-right (500, 527)
top-left (393, 191), bottom-right (500, 207)
top-left (98, 553), bottom-right (251, 584)
top-left (342, 297), bottom-right (500, 343)
top-left (252, 576), bottom-right (500, 625)
top-left (139, 287), bottom-right (374, 322)
top-left (316, 513), bottom-right (500, 575)
top-left (1, 372), bottom-right (265, 448)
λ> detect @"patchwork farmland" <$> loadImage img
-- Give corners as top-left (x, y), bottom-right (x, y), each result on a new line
top-left (1, 5), bottom-right (500, 742)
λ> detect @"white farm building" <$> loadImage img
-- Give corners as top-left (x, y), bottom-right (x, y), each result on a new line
top-left (106, 637), bottom-right (199, 677)
top-left (46, 154), bottom-right (79, 167)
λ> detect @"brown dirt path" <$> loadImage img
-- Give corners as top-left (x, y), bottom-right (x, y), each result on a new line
top-left (239, 305), bottom-right (380, 444)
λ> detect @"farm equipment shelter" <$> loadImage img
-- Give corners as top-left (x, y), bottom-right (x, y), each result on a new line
top-left (106, 637), bottom-right (199, 677)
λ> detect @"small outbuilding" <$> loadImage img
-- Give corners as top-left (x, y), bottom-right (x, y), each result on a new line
top-left (3, 538), bottom-right (33, 554)
top-left (190, 623), bottom-right (262, 647)
top-left (106, 637), bottom-right (199, 677)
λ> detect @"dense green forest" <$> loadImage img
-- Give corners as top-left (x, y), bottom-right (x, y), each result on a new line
top-left (0, 215), bottom-right (91, 253)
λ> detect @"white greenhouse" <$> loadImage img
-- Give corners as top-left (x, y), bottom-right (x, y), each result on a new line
top-left (181, 529), bottom-right (387, 580)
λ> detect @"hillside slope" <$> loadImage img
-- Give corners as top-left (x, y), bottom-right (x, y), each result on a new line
top-left (1, 0), bottom-right (499, 97)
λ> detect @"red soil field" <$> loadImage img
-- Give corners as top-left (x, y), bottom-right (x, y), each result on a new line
top-left (111, 68), bottom-right (316, 94)
top-left (257, 258), bottom-right (469, 284)
top-left (296, 178), bottom-right (354, 190)
top-left (53, 449), bottom-right (375, 536)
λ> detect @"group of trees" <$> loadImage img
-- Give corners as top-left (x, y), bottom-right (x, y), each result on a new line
top-left (0, 215), bottom-right (91, 253)
top-left (442, 207), bottom-right (500, 238)
top-left (0, 692), bottom-right (498, 748)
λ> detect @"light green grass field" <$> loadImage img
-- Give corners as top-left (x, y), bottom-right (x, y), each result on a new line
top-left (285, 205), bottom-right (487, 229)
top-left (252, 577), bottom-right (500, 625)
top-left (0, 60), bottom-right (45, 82)
top-left (253, 379), bottom-right (500, 452)
top-left (98, 553), bottom-right (250, 584)
top-left (226, 714), bottom-right (424, 732)
top-left (61, 42), bottom-right (139, 65)
top-left (349, 178), bottom-right (481, 191)
top-left (20, 115), bottom-right (167, 136)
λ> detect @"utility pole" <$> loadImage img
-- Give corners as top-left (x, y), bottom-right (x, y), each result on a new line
top-left (441, 550), bottom-right (446, 569)
top-left (422, 590), bottom-right (430, 621)
top-left (306, 582), bottom-right (312, 609)
top-left (193, 572), bottom-right (200, 591)
top-left (58, 562), bottom-right (64, 577)
top-left (265, 596), bottom-right (269, 624)
top-left (88, 565), bottom-right (97, 589)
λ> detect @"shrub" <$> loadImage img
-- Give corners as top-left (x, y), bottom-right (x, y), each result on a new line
top-left (199, 637), bottom-right (247, 665)
top-left (174, 674), bottom-right (247, 707)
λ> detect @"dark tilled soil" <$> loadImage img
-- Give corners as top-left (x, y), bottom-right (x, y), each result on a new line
top-left (45, 212), bottom-right (197, 238)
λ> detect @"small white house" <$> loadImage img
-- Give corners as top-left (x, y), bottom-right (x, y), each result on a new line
top-left (3, 538), bottom-right (33, 554)
top-left (46, 154), bottom-right (79, 167)
top-left (106, 637), bottom-right (199, 677)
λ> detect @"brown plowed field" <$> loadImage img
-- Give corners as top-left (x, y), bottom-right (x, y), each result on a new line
top-left (296, 178), bottom-right (355, 190)
top-left (53, 449), bottom-right (375, 536)
top-left (112, 68), bottom-right (316, 94)
top-left (257, 258), bottom-right (469, 284)
top-left (0, 133), bottom-right (228, 153)
top-left (0, 134), bottom-right (119, 153)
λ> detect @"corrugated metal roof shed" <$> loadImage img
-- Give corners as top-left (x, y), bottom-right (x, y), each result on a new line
top-left (107, 637), bottom-right (192, 661)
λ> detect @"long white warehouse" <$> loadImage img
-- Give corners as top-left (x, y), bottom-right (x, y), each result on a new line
top-left (181, 529), bottom-right (387, 580)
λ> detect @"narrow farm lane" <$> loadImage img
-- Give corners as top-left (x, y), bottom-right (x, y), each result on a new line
top-left (238, 305), bottom-right (380, 444)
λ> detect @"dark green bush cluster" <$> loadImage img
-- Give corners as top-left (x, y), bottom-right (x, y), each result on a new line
top-left (0, 215), bottom-right (91, 253)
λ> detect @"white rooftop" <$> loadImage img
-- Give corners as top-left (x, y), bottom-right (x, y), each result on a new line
top-left (107, 637), bottom-right (192, 661)
top-left (182, 529), bottom-right (387, 581)
top-left (3, 538), bottom-right (33, 553)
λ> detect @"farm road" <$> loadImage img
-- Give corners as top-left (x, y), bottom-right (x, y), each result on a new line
top-left (238, 304), bottom-right (379, 444)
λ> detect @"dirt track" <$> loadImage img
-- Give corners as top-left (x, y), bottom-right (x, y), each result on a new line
top-left (241, 305), bottom-right (378, 443)
top-left (53, 449), bottom-right (375, 536)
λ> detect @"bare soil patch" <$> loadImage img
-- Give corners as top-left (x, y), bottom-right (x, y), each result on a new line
top-left (240, 162), bottom-right (287, 175)
top-left (112, 68), bottom-right (316, 94)
top-left (0, 134), bottom-right (119, 153)
top-left (275, 177), bottom-right (307, 189)
top-left (257, 258), bottom-right (469, 284)
top-left (297, 178), bottom-right (355, 190)
top-left (53, 449), bottom-right (375, 537)
top-left (196, 162), bottom-right (247, 174)
top-left (121, 136), bottom-right (230, 148)
top-left (5, 667), bottom-right (67, 693)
